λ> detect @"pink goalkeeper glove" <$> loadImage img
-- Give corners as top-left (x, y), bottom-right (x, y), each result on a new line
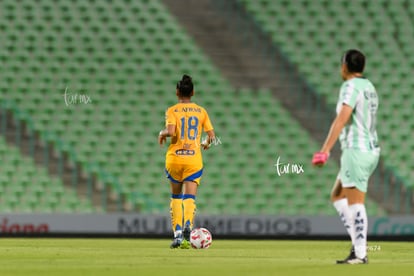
top-left (312, 152), bottom-right (329, 166)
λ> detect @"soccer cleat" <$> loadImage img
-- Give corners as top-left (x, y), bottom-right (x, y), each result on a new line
top-left (179, 225), bottom-right (192, 249)
top-left (336, 246), bottom-right (355, 264)
top-left (179, 239), bottom-right (191, 249)
top-left (183, 225), bottom-right (192, 242)
top-left (336, 246), bottom-right (368, 264)
top-left (170, 231), bottom-right (184, 249)
top-left (345, 256), bottom-right (368, 264)
top-left (170, 232), bottom-right (191, 249)
top-left (170, 236), bottom-right (183, 249)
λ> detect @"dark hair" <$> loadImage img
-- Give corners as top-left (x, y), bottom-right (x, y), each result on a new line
top-left (341, 49), bottom-right (365, 73)
top-left (176, 74), bottom-right (194, 97)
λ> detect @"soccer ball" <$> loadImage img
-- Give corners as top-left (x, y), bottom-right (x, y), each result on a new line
top-left (190, 228), bottom-right (212, 249)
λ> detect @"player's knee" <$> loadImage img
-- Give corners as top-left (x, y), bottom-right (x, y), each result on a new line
top-left (330, 189), bottom-right (344, 203)
top-left (330, 193), bottom-right (339, 203)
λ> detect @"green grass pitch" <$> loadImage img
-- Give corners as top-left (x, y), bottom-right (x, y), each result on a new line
top-left (0, 239), bottom-right (412, 275)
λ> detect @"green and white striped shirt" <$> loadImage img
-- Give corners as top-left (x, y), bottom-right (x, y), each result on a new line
top-left (337, 77), bottom-right (380, 153)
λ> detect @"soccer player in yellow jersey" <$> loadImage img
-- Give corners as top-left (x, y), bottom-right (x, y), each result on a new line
top-left (158, 74), bottom-right (215, 249)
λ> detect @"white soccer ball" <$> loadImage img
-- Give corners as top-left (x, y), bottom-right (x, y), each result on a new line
top-left (190, 228), bottom-right (212, 249)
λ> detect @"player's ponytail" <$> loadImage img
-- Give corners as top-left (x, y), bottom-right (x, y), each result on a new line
top-left (176, 74), bottom-right (194, 97)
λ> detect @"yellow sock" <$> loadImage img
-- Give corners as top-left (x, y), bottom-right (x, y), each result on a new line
top-left (170, 194), bottom-right (183, 232)
top-left (183, 194), bottom-right (196, 229)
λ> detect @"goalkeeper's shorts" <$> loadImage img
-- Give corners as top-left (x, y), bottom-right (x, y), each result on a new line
top-left (338, 148), bottom-right (380, 193)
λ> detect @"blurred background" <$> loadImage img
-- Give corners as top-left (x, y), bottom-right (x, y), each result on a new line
top-left (0, 0), bottom-right (412, 235)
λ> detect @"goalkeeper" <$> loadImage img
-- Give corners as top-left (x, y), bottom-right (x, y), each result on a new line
top-left (312, 49), bottom-right (380, 264)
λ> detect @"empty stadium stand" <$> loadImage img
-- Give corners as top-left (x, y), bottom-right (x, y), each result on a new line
top-left (238, 0), bottom-right (414, 189)
top-left (0, 0), bottom-right (390, 215)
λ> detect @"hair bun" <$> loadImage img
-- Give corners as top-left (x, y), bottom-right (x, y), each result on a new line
top-left (177, 74), bottom-right (194, 97)
top-left (181, 74), bottom-right (192, 83)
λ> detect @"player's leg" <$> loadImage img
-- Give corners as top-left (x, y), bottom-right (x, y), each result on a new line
top-left (165, 164), bottom-right (185, 248)
top-left (181, 167), bottom-right (202, 242)
top-left (169, 181), bottom-right (185, 249)
top-left (331, 178), bottom-right (357, 263)
top-left (344, 187), bottom-right (367, 263)
top-left (182, 180), bottom-right (198, 236)
top-left (338, 149), bottom-right (379, 264)
top-left (170, 181), bottom-right (184, 235)
top-left (331, 178), bottom-right (355, 246)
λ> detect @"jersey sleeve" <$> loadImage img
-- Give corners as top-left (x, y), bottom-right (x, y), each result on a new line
top-left (341, 83), bottom-right (359, 109)
top-left (165, 107), bottom-right (176, 126)
top-left (203, 109), bottom-right (214, 132)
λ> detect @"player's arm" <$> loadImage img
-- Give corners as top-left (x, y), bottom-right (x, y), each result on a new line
top-left (159, 108), bottom-right (176, 146)
top-left (201, 110), bottom-right (215, 150)
top-left (158, 124), bottom-right (175, 146)
top-left (201, 129), bottom-right (216, 150)
top-left (320, 103), bottom-right (353, 153)
top-left (312, 103), bottom-right (353, 165)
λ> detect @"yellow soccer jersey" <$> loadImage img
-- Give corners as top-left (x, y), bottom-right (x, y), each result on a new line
top-left (165, 102), bottom-right (213, 166)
